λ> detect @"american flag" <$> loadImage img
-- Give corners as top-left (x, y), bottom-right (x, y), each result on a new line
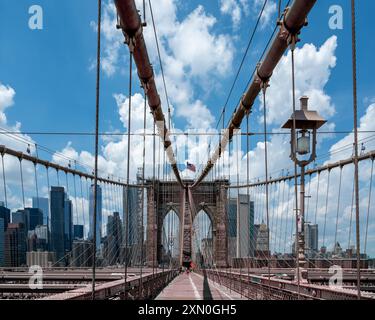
top-left (186, 162), bottom-right (196, 172)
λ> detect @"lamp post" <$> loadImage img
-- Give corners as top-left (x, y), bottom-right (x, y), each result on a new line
top-left (282, 96), bottom-right (326, 282)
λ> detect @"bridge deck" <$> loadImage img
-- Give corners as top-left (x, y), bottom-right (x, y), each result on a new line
top-left (156, 272), bottom-right (245, 300)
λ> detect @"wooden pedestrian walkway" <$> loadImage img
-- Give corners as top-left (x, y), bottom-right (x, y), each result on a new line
top-left (155, 271), bottom-right (246, 300)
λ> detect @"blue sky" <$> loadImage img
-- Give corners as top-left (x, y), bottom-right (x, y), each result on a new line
top-left (1, 0), bottom-right (375, 256)
top-left (1, 0), bottom-right (374, 152)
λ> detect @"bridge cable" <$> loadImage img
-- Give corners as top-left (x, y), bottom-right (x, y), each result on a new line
top-left (313, 172), bottom-right (320, 225)
top-left (33, 160), bottom-right (39, 211)
top-left (46, 165), bottom-right (50, 230)
top-left (322, 170), bottom-right (331, 248)
top-left (19, 158), bottom-right (25, 208)
top-left (364, 158), bottom-right (374, 255)
top-left (1, 153), bottom-right (7, 207)
top-left (290, 35), bottom-right (301, 298)
top-left (278, 178), bottom-right (286, 253)
top-left (348, 175), bottom-right (356, 249)
top-left (261, 81), bottom-right (271, 296)
top-left (148, 0), bottom-right (172, 131)
top-left (138, 85), bottom-right (147, 296)
top-left (152, 121), bottom-right (156, 280)
top-left (79, 176), bottom-right (85, 238)
top-left (73, 171), bottom-right (79, 226)
top-left (305, 173), bottom-right (312, 223)
top-left (215, 0), bottom-right (269, 130)
top-left (91, 0), bottom-right (101, 300)
top-left (246, 113), bottom-right (250, 299)
top-left (284, 179), bottom-right (291, 254)
top-left (350, 0), bottom-right (361, 300)
top-left (124, 46), bottom-right (134, 300)
top-left (334, 167), bottom-right (343, 250)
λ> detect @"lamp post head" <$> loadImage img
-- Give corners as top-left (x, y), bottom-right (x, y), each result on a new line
top-left (281, 96), bottom-right (327, 130)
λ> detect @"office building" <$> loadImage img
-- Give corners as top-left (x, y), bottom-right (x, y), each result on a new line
top-left (0, 203), bottom-right (10, 231)
top-left (89, 184), bottom-right (102, 251)
top-left (104, 212), bottom-right (122, 265)
top-left (4, 223), bottom-right (27, 267)
top-left (64, 198), bottom-right (73, 252)
top-left (12, 208), bottom-right (43, 232)
top-left (26, 251), bottom-right (55, 268)
top-left (305, 223), bottom-right (318, 257)
top-left (71, 240), bottom-right (93, 267)
top-left (25, 208), bottom-right (43, 231)
top-left (73, 224), bottom-right (84, 240)
top-left (32, 197), bottom-right (49, 225)
top-left (227, 195), bottom-right (255, 259)
top-left (254, 223), bottom-right (270, 257)
top-left (50, 187), bottom-right (66, 264)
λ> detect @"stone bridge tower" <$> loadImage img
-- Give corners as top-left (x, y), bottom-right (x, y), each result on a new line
top-left (146, 179), bottom-right (229, 268)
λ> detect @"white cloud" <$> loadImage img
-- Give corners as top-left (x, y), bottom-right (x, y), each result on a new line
top-left (95, 0), bottom-right (235, 129)
top-left (260, 35), bottom-right (338, 126)
top-left (220, 0), bottom-right (242, 28)
top-left (90, 2), bottom-right (124, 77)
top-left (253, 0), bottom-right (277, 28)
top-left (0, 83), bottom-right (16, 125)
top-left (169, 6), bottom-right (233, 77)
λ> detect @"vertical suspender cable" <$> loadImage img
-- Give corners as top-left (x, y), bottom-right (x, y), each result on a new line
top-left (80, 176), bottom-right (85, 237)
top-left (246, 114), bottom-right (250, 298)
top-left (1, 154), bottom-right (7, 207)
top-left (334, 167), bottom-right (343, 249)
top-left (152, 121), bottom-right (156, 278)
top-left (139, 88), bottom-right (147, 296)
top-left (322, 170), bottom-right (331, 248)
top-left (19, 158), bottom-right (25, 208)
top-left (92, 0), bottom-right (101, 301)
top-left (261, 85), bottom-right (271, 294)
top-left (124, 48), bottom-right (133, 300)
top-left (290, 38), bottom-right (300, 298)
top-left (364, 159), bottom-right (374, 255)
top-left (351, 0), bottom-right (361, 300)
top-left (34, 163), bottom-right (39, 210)
top-left (314, 172), bottom-right (320, 225)
top-left (73, 174), bottom-right (79, 225)
top-left (348, 177), bottom-right (355, 249)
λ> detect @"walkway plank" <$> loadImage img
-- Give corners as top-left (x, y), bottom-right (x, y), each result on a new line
top-left (155, 272), bottom-right (245, 300)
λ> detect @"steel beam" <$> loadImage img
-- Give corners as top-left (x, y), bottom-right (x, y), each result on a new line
top-left (191, 0), bottom-right (317, 188)
top-left (228, 150), bottom-right (375, 188)
top-left (0, 145), bottom-right (143, 188)
top-left (114, 0), bottom-right (184, 188)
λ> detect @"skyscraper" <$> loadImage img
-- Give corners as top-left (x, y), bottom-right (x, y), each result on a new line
top-left (64, 198), bottom-right (73, 252)
top-left (32, 197), bottom-right (49, 225)
top-left (123, 186), bottom-right (138, 247)
top-left (305, 223), bottom-right (318, 257)
top-left (254, 223), bottom-right (270, 257)
top-left (227, 195), bottom-right (255, 259)
top-left (105, 212), bottom-right (122, 265)
top-left (73, 225), bottom-right (84, 240)
top-left (0, 203), bottom-right (10, 231)
top-left (12, 209), bottom-right (28, 227)
top-left (71, 240), bottom-right (93, 267)
top-left (89, 184), bottom-right (102, 251)
top-left (24, 208), bottom-right (43, 231)
top-left (4, 223), bottom-right (27, 267)
top-left (50, 186), bottom-right (66, 264)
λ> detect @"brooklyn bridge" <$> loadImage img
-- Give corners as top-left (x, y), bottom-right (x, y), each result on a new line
top-left (0, 0), bottom-right (374, 300)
